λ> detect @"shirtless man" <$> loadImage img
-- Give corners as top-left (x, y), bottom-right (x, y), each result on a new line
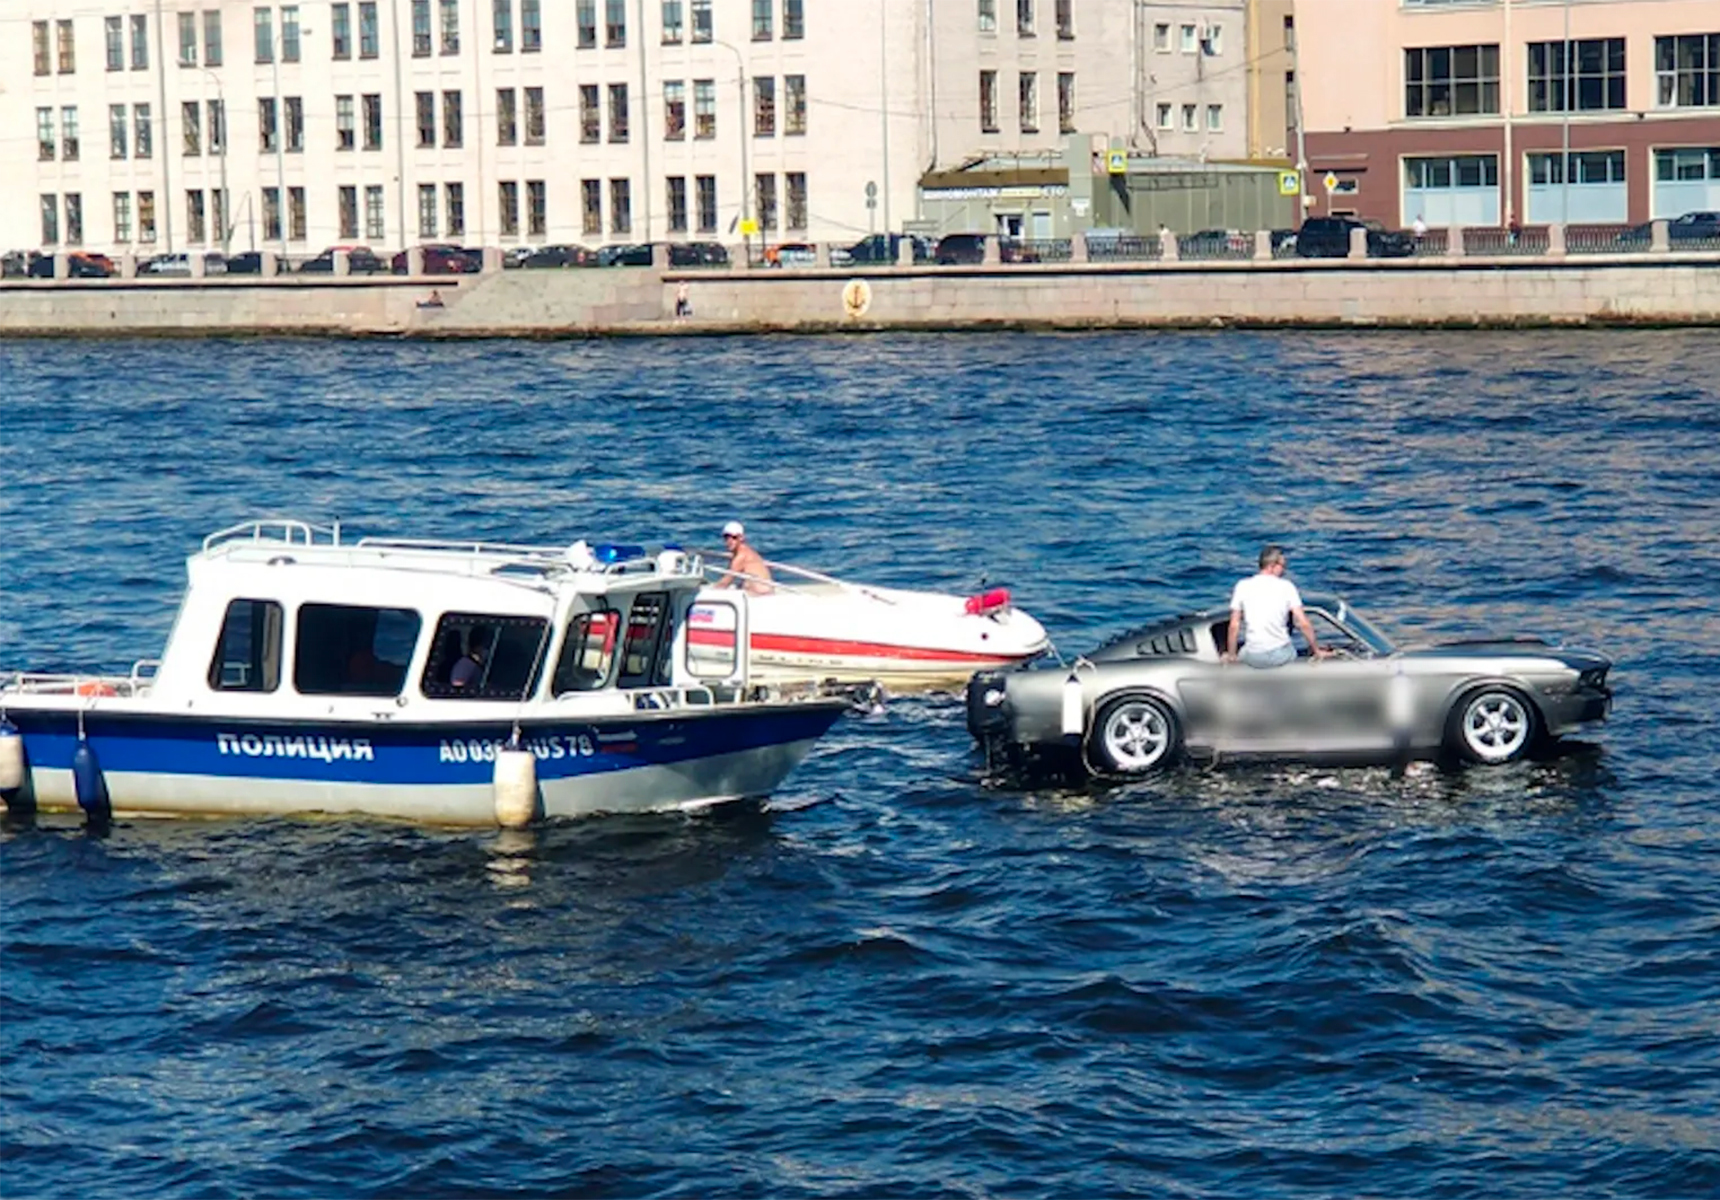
top-left (716, 521), bottom-right (774, 595)
top-left (1224, 545), bottom-right (1329, 668)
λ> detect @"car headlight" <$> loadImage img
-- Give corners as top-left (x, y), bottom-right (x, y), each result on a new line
top-left (1578, 668), bottom-right (1608, 691)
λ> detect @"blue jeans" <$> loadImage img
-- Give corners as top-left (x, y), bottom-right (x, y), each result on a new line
top-left (1240, 643), bottom-right (1296, 669)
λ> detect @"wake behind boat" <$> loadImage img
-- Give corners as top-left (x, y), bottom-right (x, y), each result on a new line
top-left (0, 520), bottom-right (861, 827)
top-left (695, 558), bottom-right (1050, 692)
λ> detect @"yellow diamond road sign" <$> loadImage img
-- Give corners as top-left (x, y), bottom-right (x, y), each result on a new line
top-left (1278, 171), bottom-right (1300, 195)
top-left (1106, 150), bottom-right (1128, 175)
top-left (1323, 171), bottom-right (1340, 193)
top-left (740, 217), bottom-right (758, 236)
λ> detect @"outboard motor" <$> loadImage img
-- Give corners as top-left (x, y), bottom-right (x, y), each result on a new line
top-left (966, 670), bottom-right (1012, 738)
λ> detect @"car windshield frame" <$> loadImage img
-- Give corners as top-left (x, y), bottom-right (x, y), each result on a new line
top-left (1324, 601), bottom-right (1396, 656)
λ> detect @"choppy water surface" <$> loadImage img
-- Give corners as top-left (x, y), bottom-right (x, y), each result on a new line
top-left (3, 331), bottom-right (1719, 1199)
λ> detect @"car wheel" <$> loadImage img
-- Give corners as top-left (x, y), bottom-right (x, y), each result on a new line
top-left (1090, 694), bottom-right (1181, 775)
top-left (1448, 687), bottom-right (1537, 764)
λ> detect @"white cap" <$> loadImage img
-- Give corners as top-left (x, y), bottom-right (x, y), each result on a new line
top-left (722, 520), bottom-right (745, 537)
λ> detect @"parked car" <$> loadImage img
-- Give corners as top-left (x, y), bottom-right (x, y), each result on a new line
top-left (2, 250), bottom-right (34, 277)
top-left (934, 233), bottom-right (988, 265)
top-left (1615, 210), bottom-right (1720, 246)
top-left (1180, 228), bottom-right (1251, 256)
top-left (521, 244), bottom-right (598, 268)
top-left (502, 246), bottom-right (535, 269)
top-left (832, 233), bottom-right (933, 266)
top-left (139, 252), bottom-right (225, 276)
top-left (598, 243), bottom-right (655, 267)
top-left (1295, 216), bottom-right (1414, 258)
top-left (300, 245), bottom-right (388, 274)
top-left (29, 251), bottom-right (117, 278)
top-left (668, 241), bottom-right (729, 267)
top-left (763, 242), bottom-right (818, 267)
top-left (967, 596), bottom-right (1613, 780)
top-left (224, 251), bottom-right (265, 275)
top-left (389, 243), bottom-right (481, 274)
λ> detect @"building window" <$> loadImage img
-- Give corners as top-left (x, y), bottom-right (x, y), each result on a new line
top-left (1056, 0), bottom-right (1072, 40)
top-left (1058, 71), bottom-right (1075, 133)
top-left (1207, 103), bottom-right (1223, 131)
top-left (580, 85), bottom-right (601, 142)
top-left (183, 101), bottom-right (201, 155)
top-left (255, 7), bottom-right (273, 62)
top-left (208, 99), bottom-right (225, 153)
top-left (446, 182), bottom-right (465, 235)
top-left (1155, 101), bottom-right (1172, 130)
top-left (212, 188), bottom-right (229, 245)
top-left (606, 0), bottom-right (626, 46)
top-left (1655, 34), bottom-right (1720, 108)
top-left (1655, 146), bottom-right (1720, 182)
top-left (107, 16), bottom-right (124, 70)
top-left (110, 104), bottom-right (128, 158)
top-left (1528, 149), bottom-right (1625, 186)
top-left (41, 195), bottom-right (59, 245)
top-left (494, 0), bottom-right (513, 52)
top-left (114, 192), bottom-right (133, 241)
top-left (286, 187), bottom-right (305, 242)
top-left (131, 15), bottom-right (149, 68)
top-left (412, 0), bottom-right (431, 55)
top-left (499, 180), bottom-right (520, 235)
top-left (203, 9), bottom-right (222, 65)
top-left (610, 178), bottom-right (632, 233)
top-left (1404, 155), bottom-right (1499, 189)
top-left (522, 0), bottom-right (540, 51)
top-left (692, 0), bottom-right (711, 43)
top-left (1284, 14), bottom-right (1295, 53)
top-left (1405, 44), bottom-right (1501, 117)
top-left (1180, 23), bottom-right (1196, 54)
top-left (978, 0), bottom-right (996, 33)
top-left (336, 95), bottom-right (356, 150)
top-left (187, 189), bottom-right (207, 243)
top-left (333, 3), bottom-right (352, 57)
top-left (755, 173), bottom-right (778, 230)
top-left (1019, 71), bottom-right (1037, 132)
top-left (753, 0), bottom-right (771, 41)
top-left (282, 6), bottom-right (301, 61)
top-left (782, 75), bottom-right (806, 135)
top-left (34, 20), bottom-right (50, 76)
top-left (1181, 103), bottom-right (1196, 132)
top-left (662, 0), bottom-right (684, 43)
top-left (360, 2), bottom-right (379, 57)
top-left (980, 70), bottom-right (999, 132)
top-left (665, 81), bottom-right (686, 139)
top-left (755, 76), bottom-right (776, 136)
top-left (64, 194), bottom-right (83, 246)
top-left (413, 93), bottom-right (433, 147)
top-left (62, 106), bottom-right (80, 161)
top-left (582, 178), bottom-right (602, 234)
top-left (443, 90), bottom-right (463, 147)
top-left (440, 0), bottom-right (460, 53)
top-left (1529, 38), bottom-right (1626, 112)
top-left (527, 180), bottom-right (546, 235)
top-left (339, 185), bottom-right (359, 238)
top-left (525, 87), bottom-right (544, 144)
top-left (1153, 22), bottom-right (1169, 53)
top-left (1017, 0), bottom-right (1033, 37)
top-left (180, 12), bottom-right (198, 65)
top-left (608, 83), bottom-right (629, 142)
top-left (578, 0), bottom-right (596, 48)
top-left (363, 94), bottom-right (382, 150)
top-left (135, 103), bottom-right (152, 157)
top-left (498, 88), bottom-right (518, 144)
top-left (37, 109), bottom-right (55, 161)
top-left (785, 171), bottom-right (806, 230)
top-left (264, 186), bottom-right (282, 240)
top-left (696, 174), bottom-right (717, 232)
top-left (1203, 24), bottom-right (1222, 55)
top-left (784, 0), bottom-right (803, 40)
top-left (140, 190), bottom-right (158, 241)
top-left (694, 80), bottom-right (716, 138)
top-left (57, 18), bottom-right (75, 72)
top-left (419, 183), bottom-right (438, 237)
top-left (365, 184), bottom-right (385, 239)
top-left (286, 96), bottom-right (304, 151)
top-left (667, 176), bottom-right (688, 231)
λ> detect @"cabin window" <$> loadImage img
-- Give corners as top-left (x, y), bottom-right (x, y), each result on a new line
top-left (294, 602), bottom-right (421, 696)
top-left (208, 598), bottom-right (283, 691)
top-left (686, 600), bottom-right (739, 677)
top-left (617, 591), bottom-right (673, 688)
top-left (421, 611), bottom-right (550, 700)
top-left (550, 608), bottom-right (619, 693)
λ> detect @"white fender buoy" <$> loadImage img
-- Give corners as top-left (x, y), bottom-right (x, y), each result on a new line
top-left (0, 719), bottom-right (25, 792)
top-left (493, 746), bottom-right (539, 828)
top-left (1060, 672), bottom-right (1084, 737)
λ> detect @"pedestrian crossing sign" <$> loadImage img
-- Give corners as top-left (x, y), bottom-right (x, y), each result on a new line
top-left (1106, 150), bottom-right (1128, 175)
top-left (1278, 171), bottom-right (1300, 195)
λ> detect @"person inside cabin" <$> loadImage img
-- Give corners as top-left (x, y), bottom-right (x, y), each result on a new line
top-left (716, 521), bottom-right (774, 595)
top-left (1223, 545), bottom-right (1330, 669)
top-left (451, 626), bottom-right (493, 690)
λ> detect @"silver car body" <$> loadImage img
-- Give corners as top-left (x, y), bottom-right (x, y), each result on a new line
top-left (966, 595), bottom-right (1612, 777)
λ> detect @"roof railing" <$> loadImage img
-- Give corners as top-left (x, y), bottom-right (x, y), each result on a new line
top-left (203, 518), bottom-right (342, 552)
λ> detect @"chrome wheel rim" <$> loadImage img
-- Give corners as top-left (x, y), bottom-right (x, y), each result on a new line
top-left (1102, 702), bottom-right (1171, 771)
top-left (1463, 692), bottom-right (1530, 762)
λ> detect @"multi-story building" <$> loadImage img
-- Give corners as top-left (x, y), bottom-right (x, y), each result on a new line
top-left (1244, 0), bottom-right (1296, 162)
top-left (1298, 0), bottom-right (1720, 228)
top-left (4, 1), bottom-right (1281, 258)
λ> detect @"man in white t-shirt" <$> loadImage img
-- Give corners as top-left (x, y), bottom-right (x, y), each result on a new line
top-left (1224, 545), bottom-right (1329, 668)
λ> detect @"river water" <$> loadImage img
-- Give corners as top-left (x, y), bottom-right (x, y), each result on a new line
top-left (2, 331), bottom-right (1718, 1199)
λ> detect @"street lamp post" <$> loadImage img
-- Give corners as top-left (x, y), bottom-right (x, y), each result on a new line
top-left (713, 40), bottom-right (751, 262)
top-left (199, 66), bottom-right (230, 254)
top-left (271, 30), bottom-right (288, 262)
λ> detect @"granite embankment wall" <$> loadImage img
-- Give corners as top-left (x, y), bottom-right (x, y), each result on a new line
top-left (2, 254), bottom-right (1716, 335)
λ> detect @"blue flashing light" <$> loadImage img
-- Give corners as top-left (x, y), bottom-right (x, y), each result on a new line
top-left (592, 543), bottom-right (647, 565)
